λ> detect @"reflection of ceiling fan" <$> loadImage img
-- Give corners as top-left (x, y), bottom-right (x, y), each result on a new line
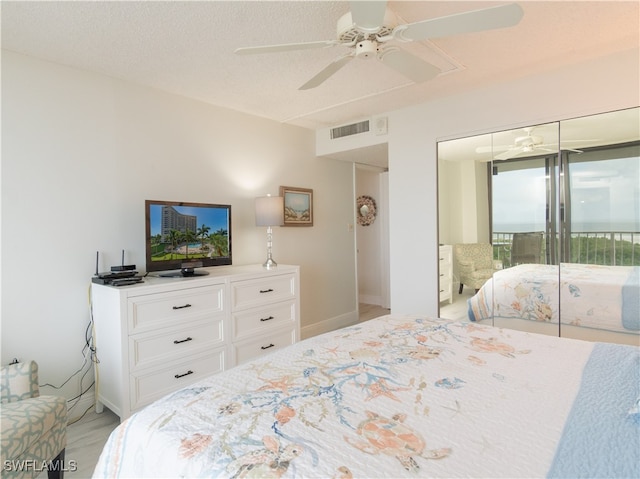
top-left (235, 2), bottom-right (524, 90)
top-left (476, 127), bottom-right (597, 161)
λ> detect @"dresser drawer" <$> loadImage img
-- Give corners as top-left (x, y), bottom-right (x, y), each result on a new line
top-left (439, 268), bottom-right (452, 285)
top-left (439, 245), bottom-right (453, 304)
top-left (129, 318), bottom-right (224, 372)
top-left (233, 327), bottom-right (297, 365)
top-left (439, 287), bottom-right (452, 303)
top-left (231, 274), bottom-right (296, 311)
top-left (128, 285), bottom-right (224, 333)
top-left (439, 246), bottom-right (452, 267)
top-left (130, 349), bottom-right (225, 412)
top-left (232, 300), bottom-right (296, 341)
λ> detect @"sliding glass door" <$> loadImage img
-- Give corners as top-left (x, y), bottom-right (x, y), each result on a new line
top-left (492, 156), bottom-right (554, 267)
top-left (562, 143), bottom-right (640, 265)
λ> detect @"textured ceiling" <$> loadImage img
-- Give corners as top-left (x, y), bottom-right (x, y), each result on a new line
top-left (2, 1), bottom-right (639, 132)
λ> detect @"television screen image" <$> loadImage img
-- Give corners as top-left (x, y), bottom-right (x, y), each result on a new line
top-left (145, 200), bottom-right (232, 275)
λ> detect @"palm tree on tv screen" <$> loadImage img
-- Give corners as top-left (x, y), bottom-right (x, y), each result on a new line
top-left (168, 229), bottom-right (180, 260)
top-left (211, 228), bottom-right (229, 257)
top-left (183, 229), bottom-right (197, 258)
top-left (197, 224), bottom-right (211, 252)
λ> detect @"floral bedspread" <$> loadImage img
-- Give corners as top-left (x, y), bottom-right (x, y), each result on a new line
top-left (468, 263), bottom-right (639, 332)
top-left (94, 315), bottom-right (629, 478)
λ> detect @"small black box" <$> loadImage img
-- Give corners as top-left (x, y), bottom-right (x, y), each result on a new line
top-left (111, 264), bottom-right (136, 272)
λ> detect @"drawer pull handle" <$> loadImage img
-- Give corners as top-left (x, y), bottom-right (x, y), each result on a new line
top-left (174, 370), bottom-right (193, 379)
top-left (173, 337), bottom-right (193, 344)
top-left (440, 273), bottom-right (444, 277)
top-left (261, 343), bottom-right (275, 350)
top-left (260, 316), bottom-right (274, 322)
top-left (172, 304), bottom-right (192, 310)
top-left (259, 288), bottom-right (274, 294)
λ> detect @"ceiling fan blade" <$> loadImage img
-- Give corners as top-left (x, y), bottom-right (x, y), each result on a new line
top-left (378, 47), bottom-right (440, 83)
top-left (394, 3), bottom-right (524, 41)
top-left (299, 53), bottom-right (354, 90)
top-left (494, 148), bottom-right (521, 161)
top-left (349, 1), bottom-right (388, 31)
top-left (476, 145), bottom-right (512, 153)
top-left (235, 40), bottom-right (340, 55)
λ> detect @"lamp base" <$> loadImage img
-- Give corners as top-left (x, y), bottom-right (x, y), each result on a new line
top-left (262, 225), bottom-right (278, 269)
top-left (263, 257), bottom-right (278, 270)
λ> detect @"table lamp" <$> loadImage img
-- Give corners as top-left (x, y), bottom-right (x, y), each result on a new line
top-left (255, 195), bottom-right (284, 269)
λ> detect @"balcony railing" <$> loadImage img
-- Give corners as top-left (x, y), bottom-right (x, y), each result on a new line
top-left (492, 231), bottom-right (639, 268)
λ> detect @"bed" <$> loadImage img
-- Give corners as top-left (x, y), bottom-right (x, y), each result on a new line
top-left (468, 263), bottom-right (640, 337)
top-left (93, 314), bottom-right (639, 478)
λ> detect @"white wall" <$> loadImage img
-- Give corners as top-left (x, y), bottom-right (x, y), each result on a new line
top-left (1, 51), bottom-right (357, 404)
top-left (387, 47), bottom-right (640, 317)
top-left (439, 159), bottom-right (490, 245)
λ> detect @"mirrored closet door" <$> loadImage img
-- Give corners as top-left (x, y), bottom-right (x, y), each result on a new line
top-left (557, 109), bottom-right (639, 344)
top-left (438, 107), bottom-right (639, 346)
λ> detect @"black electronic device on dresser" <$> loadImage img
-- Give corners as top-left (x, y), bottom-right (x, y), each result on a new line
top-left (92, 251), bottom-right (144, 286)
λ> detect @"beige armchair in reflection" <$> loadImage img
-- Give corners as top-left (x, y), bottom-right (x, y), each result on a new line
top-left (454, 243), bottom-right (499, 294)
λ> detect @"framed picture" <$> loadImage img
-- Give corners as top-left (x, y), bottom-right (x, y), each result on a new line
top-left (280, 186), bottom-right (313, 226)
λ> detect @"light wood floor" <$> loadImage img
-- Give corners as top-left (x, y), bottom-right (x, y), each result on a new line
top-left (55, 304), bottom-right (391, 477)
top-left (439, 287), bottom-right (475, 321)
top-left (358, 302), bottom-right (390, 322)
top-left (35, 407), bottom-right (119, 479)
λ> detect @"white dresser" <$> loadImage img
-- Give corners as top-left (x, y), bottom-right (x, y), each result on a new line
top-left (438, 245), bottom-right (453, 304)
top-left (91, 264), bottom-right (300, 420)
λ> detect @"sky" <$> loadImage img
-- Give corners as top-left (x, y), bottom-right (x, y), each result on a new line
top-left (149, 203), bottom-right (230, 237)
top-left (493, 156), bottom-right (639, 232)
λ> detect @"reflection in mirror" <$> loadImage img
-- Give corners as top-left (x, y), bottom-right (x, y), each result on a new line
top-left (558, 108), bottom-right (639, 345)
top-left (437, 131), bottom-right (496, 322)
top-left (490, 122), bottom-right (559, 269)
top-left (438, 107), bottom-right (639, 347)
top-left (487, 121), bottom-right (560, 337)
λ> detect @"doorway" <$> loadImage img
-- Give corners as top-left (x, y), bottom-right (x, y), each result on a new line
top-left (355, 165), bottom-right (390, 315)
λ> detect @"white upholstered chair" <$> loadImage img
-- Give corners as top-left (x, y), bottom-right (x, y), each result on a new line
top-left (0, 360), bottom-right (68, 479)
top-left (454, 243), bottom-right (498, 294)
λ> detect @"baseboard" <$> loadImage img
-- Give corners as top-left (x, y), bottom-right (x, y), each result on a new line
top-left (358, 294), bottom-right (381, 305)
top-left (66, 392), bottom-right (96, 423)
top-left (300, 310), bottom-right (359, 340)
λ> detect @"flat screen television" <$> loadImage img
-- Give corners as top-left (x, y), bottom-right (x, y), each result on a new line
top-left (145, 200), bottom-right (232, 276)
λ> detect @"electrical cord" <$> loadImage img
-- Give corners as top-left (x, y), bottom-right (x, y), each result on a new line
top-left (39, 284), bottom-right (101, 419)
top-left (67, 404), bottom-right (95, 426)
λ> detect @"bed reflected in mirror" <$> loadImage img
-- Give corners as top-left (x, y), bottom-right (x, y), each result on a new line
top-left (437, 107), bottom-right (639, 346)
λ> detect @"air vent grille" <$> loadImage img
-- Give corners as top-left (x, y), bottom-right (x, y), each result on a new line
top-left (331, 120), bottom-right (370, 139)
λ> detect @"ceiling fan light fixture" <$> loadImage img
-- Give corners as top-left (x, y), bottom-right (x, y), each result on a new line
top-left (355, 40), bottom-right (378, 59)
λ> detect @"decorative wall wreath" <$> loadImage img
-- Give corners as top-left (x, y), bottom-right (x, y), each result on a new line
top-left (356, 195), bottom-right (377, 226)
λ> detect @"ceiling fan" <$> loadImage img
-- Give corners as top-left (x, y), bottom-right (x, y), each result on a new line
top-left (235, 1), bottom-right (524, 90)
top-left (476, 127), bottom-right (598, 161)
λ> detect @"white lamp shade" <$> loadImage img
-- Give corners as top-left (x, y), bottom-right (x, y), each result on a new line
top-left (255, 195), bottom-right (284, 226)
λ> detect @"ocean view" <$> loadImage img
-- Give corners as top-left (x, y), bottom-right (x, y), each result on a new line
top-left (493, 222), bottom-right (639, 233)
